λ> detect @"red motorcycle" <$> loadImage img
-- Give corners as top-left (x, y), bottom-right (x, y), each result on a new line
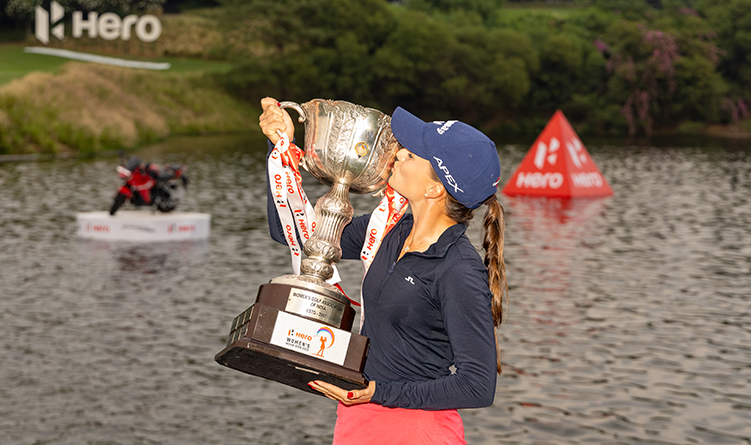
top-left (109, 157), bottom-right (189, 215)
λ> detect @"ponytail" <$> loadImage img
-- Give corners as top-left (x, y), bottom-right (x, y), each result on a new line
top-left (482, 195), bottom-right (508, 374)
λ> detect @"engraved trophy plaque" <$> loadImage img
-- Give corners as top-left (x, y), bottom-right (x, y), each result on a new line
top-left (215, 99), bottom-right (399, 395)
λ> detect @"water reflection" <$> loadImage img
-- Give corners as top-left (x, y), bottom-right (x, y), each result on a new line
top-left (506, 195), bottom-right (608, 225)
top-left (1, 134), bottom-right (750, 445)
top-left (77, 239), bottom-right (210, 274)
top-left (505, 197), bottom-right (608, 294)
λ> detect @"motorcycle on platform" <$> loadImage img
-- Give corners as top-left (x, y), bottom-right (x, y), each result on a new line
top-left (109, 157), bottom-right (189, 215)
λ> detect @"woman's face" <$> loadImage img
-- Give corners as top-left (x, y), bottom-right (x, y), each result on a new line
top-left (389, 148), bottom-right (440, 200)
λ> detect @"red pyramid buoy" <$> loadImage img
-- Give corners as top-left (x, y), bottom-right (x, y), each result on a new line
top-left (502, 110), bottom-right (613, 198)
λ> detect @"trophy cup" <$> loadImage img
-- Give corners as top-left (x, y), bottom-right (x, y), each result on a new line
top-left (215, 99), bottom-right (399, 395)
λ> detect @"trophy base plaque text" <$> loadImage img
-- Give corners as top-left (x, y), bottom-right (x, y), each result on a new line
top-left (214, 283), bottom-right (369, 395)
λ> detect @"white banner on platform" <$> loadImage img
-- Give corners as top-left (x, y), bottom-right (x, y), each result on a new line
top-left (76, 211), bottom-right (210, 241)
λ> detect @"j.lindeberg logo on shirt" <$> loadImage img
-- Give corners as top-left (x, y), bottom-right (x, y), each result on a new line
top-left (405, 276), bottom-right (415, 285)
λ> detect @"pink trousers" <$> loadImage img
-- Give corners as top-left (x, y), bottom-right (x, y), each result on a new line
top-left (332, 402), bottom-right (466, 445)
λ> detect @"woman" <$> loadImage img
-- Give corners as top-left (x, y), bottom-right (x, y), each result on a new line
top-left (260, 97), bottom-right (508, 445)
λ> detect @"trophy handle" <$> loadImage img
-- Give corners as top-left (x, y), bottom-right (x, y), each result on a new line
top-left (279, 101), bottom-right (307, 123)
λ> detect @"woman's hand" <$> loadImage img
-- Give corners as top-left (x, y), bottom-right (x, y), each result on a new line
top-left (259, 97), bottom-right (295, 144)
top-left (308, 380), bottom-right (376, 406)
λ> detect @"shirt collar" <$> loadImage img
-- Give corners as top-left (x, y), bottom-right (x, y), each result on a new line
top-left (397, 215), bottom-right (468, 259)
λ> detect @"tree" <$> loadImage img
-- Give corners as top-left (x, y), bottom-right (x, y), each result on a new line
top-left (696, 0), bottom-right (751, 116)
top-left (219, 0), bottom-right (396, 106)
top-left (448, 26), bottom-right (537, 118)
top-left (595, 6), bottom-right (727, 135)
top-left (404, 0), bottom-right (505, 25)
top-left (370, 9), bottom-right (456, 115)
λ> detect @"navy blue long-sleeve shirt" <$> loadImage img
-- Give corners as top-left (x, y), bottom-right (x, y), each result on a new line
top-left (266, 142), bottom-right (497, 410)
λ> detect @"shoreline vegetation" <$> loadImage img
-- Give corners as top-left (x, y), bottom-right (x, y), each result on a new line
top-left (1, 0), bottom-right (751, 156)
top-left (0, 50), bottom-right (257, 156)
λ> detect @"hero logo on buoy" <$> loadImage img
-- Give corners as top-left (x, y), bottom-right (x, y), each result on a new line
top-left (502, 110), bottom-right (613, 198)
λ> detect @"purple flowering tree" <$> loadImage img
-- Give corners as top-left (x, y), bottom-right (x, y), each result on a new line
top-left (595, 8), bottom-right (728, 137)
top-left (597, 23), bottom-right (680, 136)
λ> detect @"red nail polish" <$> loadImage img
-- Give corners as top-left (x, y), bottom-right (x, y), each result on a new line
top-left (347, 392), bottom-right (354, 399)
top-left (277, 102), bottom-right (281, 107)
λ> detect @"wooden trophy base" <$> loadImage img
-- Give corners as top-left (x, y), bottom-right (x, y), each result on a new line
top-left (215, 303), bottom-right (369, 395)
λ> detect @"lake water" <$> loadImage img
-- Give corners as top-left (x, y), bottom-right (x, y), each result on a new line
top-left (1, 133), bottom-right (749, 445)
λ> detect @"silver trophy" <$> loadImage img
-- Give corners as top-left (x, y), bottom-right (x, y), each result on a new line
top-left (215, 99), bottom-right (400, 394)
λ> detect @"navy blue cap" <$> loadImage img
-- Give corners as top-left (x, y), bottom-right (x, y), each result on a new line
top-left (391, 107), bottom-right (501, 209)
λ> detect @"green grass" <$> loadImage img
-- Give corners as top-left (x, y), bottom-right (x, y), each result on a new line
top-left (146, 56), bottom-right (232, 74)
top-left (0, 45), bottom-right (68, 86)
top-left (0, 44), bottom-right (233, 86)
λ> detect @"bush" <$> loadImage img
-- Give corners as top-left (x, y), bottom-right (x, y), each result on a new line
top-left (0, 63), bottom-right (256, 154)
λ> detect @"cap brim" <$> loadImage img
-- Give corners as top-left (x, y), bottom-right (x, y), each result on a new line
top-left (391, 107), bottom-right (430, 159)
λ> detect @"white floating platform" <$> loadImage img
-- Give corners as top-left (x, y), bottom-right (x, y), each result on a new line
top-left (76, 211), bottom-right (211, 242)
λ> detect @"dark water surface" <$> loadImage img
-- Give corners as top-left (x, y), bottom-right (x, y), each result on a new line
top-left (1, 133), bottom-right (749, 444)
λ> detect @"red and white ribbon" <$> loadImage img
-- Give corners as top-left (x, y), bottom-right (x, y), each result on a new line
top-left (360, 185), bottom-right (409, 271)
top-left (269, 132), bottom-right (408, 326)
top-left (268, 132), bottom-right (341, 284)
top-left (358, 185), bottom-right (409, 330)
